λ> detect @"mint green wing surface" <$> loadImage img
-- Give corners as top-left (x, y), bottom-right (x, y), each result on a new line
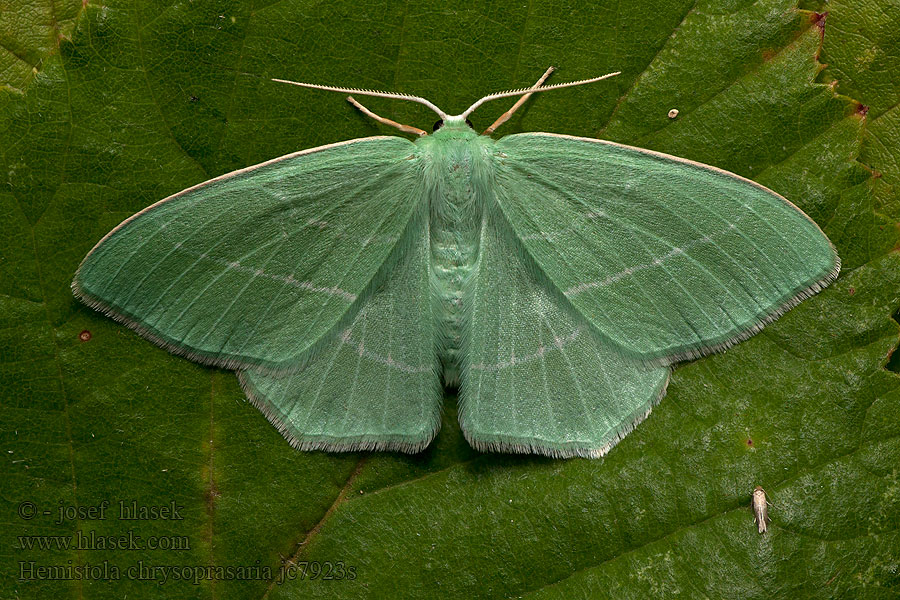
top-left (459, 211), bottom-right (670, 458)
top-left (238, 217), bottom-right (440, 452)
top-left (73, 136), bottom-right (421, 371)
top-left (494, 133), bottom-right (840, 363)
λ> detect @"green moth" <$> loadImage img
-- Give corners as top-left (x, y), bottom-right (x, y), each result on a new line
top-left (72, 68), bottom-right (839, 458)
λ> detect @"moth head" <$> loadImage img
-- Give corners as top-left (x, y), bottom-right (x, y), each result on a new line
top-left (432, 118), bottom-right (474, 132)
top-left (271, 70), bottom-right (620, 136)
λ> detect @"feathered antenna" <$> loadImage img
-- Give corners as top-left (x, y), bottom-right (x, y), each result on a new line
top-left (272, 70), bottom-right (621, 123)
top-left (459, 71), bottom-right (620, 119)
top-left (271, 79), bottom-right (450, 121)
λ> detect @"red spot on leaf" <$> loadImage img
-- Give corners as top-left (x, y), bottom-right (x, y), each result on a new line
top-left (857, 103), bottom-right (869, 117)
top-left (849, 287), bottom-right (855, 296)
top-left (811, 11), bottom-right (828, 30)
top-left (746, 438), bottom-right (754, 447)
top-left (79, 330), bottom-right (92, 342)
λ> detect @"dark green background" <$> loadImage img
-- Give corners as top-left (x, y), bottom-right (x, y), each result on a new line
top-left (2, 0), bottom-right (899, 598)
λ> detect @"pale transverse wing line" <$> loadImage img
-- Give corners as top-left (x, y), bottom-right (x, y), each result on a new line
top-left (459, 210), bottom-right (669, 458)
top-left (238, 215), bottom-right (439, 453)
top-left (493, 132), bottom-right (839, 363)
top-left (181, 173), bottom-right (403, 356)
top-left (508, 163), bottom-right (759, 337)
top-left (498, 165), bottom-right (724, 343)
top-left (73, 136), bottom-right (423, 372)
top-left (147, 171), bottom-right (397, 353)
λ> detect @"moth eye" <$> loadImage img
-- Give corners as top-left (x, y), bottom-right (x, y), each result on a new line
top-left (432, 120), bottom-right (444, 132)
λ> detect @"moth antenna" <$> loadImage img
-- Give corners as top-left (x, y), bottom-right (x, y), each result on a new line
top-left (272, 78), bottom-right (450, 121)
top-left (459, 71), bottom-right (621, 120)
top-left (483, 66), bottom-right (555, 135)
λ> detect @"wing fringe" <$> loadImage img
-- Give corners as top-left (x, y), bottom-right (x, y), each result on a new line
top-left (461, 371), bottom-right (670, 459)
top-left (647, 252), bottom-right (840, 366)
top-left (237, 371), bottom-right (441, 454)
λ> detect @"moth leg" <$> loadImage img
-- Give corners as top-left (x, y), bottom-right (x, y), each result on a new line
top-left (346, 96), bottom-right (428, 137)
top-left (482, 66), bottom-right (555, 135)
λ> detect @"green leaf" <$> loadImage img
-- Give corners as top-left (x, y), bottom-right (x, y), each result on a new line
top-left (819, 0), bottom-right (900, 235)
top-left (2, 1), bottom-right (898, 598)
top-left (0, 0), bottom-right (83, 93)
